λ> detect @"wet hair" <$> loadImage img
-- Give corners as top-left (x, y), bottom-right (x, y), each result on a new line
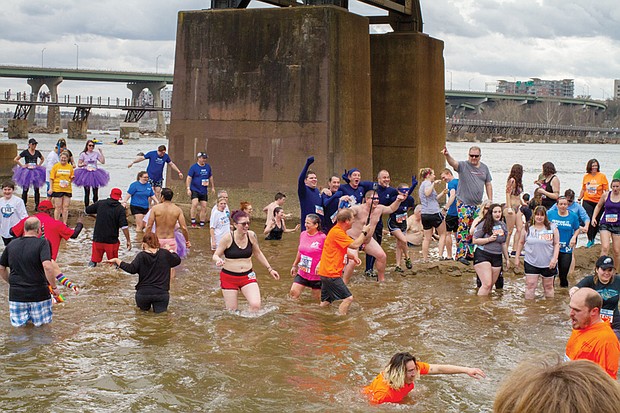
top-left (542, 162), bottom-right (556, 176)
top-left (161, 188), bottom-right (173, 201)
top-left (507, 164), bottom-right (523, 196)
top-left (137, 171), bottom-right (148, 180)
top-left (158, 145), bottom-right (166, 151)
top-left (142, 232), bottom-right (160, 249)
top-left (2, 181), bottom-right (15, 190)
top-left (382, 352), bottom-right (418, 390)
top-left (82, 139), bottom-right (95, 153)
top-left (586, 159), bottom-right (600, 174)
top-left (275, 192), bottom-right (286, 201)
top-left (336, 208), bottom-right (354, 222)
top-left (240, 201), bottom-right (252, 212)
top-left (305, 169), bottom-right (316, 179)
top-left (273, 206), bottom-right (283, 216)
top-left (419, 168), bottom-right (433, 180)
top-left (494, 357), bottom-right (620, 413)
top-left (528, 206), bottom-right (551, 230)
top-left (564, 189), bottom-right (575, 202)
top-left (305, 213), bottom-right (322, 231)
top-left (522, 193), bottom-right (530, 202)
top-left (481, 203), bottom-right (503, 235)
top-left (230, 209), bottom-right (249, 224)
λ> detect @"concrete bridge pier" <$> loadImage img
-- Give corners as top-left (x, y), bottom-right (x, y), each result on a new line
top-left (127, 81), bottom-right (167, 135)
top-left (45, 77), bottom-right (63, 133)
top-left (26, 78), bottom-right (44, 125)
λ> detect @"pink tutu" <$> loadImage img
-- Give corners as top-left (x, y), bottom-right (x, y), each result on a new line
top-left (12, 165), bottom-right (46, 188)
top-left (175, 230), bottom-right (188, 258)
top-left (73, 168), bottom-right (110, 188)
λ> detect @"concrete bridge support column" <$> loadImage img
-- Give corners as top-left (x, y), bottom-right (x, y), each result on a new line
top-left (370, 32), bottom-right (446, 185)
top-left (0, 142), bottom-right (18, 181)
top-left (127, 81), bottom-right (167, 135)
top-left (26, 78), bottom-right (44, 124)
top-left (44, 77), bottom-right (63, 133)
top-left (168, 7), bottom-right (372, 193)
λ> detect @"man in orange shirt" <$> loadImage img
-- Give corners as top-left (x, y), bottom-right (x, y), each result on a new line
top-left (565, 287), bottom-right (620, 379)
top-left (319, 209), bottom-right (370, 315)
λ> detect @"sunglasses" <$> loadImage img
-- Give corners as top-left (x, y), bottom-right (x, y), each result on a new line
top-left (237, 221), bottom-right (250, 226)
top-left (88, 144), bottom-right (95, 147)
top-left (469, 154), bottom-right (480, 158)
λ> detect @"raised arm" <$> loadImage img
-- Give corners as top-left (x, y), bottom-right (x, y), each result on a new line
top-left (127, 155), bottom-right (146, 168)
top-left (442, 146), bottom-right (459, 170)
top-left (428, 364), bottom-right (485, 379)
top-left (298, 156), bottom-right (314, 198)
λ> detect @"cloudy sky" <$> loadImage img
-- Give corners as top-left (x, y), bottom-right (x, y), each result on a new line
top-left (0, 0), bottom-right (618, 103)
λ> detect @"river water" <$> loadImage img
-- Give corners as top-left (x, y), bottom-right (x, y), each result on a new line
top-left (0, 134), bottom-right (619, 412)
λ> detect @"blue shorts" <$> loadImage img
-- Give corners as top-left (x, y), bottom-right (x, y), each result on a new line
top-left (148, 178), bottom-right (163, 188)
top-left (9, 299), bottom-right (53, 327)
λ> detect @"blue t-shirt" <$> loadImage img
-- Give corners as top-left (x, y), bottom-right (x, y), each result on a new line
top-left (389, 196), bottom-right (415, 223)
top-left (127, 181), bottom-right (155, 209)
top-left (547, 209), bottom-right (580, 253)
top-left (447, 178), bottom-right (459, 216)
top-left (188, 163), bottom-right (212, 194)
top-left (144, 150), bottom-right (171, 182)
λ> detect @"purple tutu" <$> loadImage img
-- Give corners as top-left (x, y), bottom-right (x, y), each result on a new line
top-left (12, 165), bottom-right (46, 188)
top-left (73, 168), bottom-right (110, 188)
top-left (175, 230), bottom-right (188, 258)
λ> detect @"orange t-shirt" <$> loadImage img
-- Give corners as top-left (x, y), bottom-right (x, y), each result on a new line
top-left (582, 172), bottom-right (609, 203)
top-left (363, 362), bottom-right (430, 404)
top-left (565, 321), bottom-right (620, 379)
top-left (318, 223), bottom-right (353, 278)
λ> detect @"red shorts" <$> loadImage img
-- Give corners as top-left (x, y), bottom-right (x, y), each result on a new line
top-left (220, 269), bottom-right (257, 290)
top-left (91, 241), bottom-right (120, 262)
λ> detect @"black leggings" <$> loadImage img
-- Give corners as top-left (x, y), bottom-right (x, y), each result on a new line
top-left (84, 186), bottom-right (99, 207)
top-left (557, 251), bottom-right (573, 288)
top-left (582, 200), bottom-right (603, 242)
top-left (21, 187), bottom-right (40, 209)
top-left (135, 291), bottom-right (169, 313)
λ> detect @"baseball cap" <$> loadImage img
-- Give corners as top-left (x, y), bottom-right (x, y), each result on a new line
top-left (38, 200), bottom-right (54, 211)
top-left (110, 188), bottom-right (122, 200)
top-left (596, 255), bottom-right (615, 270)
top-left (28, 138), bottom-right (38, 145)
top-left (197, 152), bottom-right (208, 159)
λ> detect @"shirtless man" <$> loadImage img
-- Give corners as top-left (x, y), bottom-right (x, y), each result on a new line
top-left (342, 190), bottom-right (406, 283)
top-left (145, 188), bottom-right (191, 252)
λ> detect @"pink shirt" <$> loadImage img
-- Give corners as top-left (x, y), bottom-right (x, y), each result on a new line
top-left (297, 230), bottom-right (326, 281)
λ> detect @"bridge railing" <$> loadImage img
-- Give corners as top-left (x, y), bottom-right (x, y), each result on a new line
top-left (1, 92), bottom-right (169, 109)
top-left (447, 118), bottom-right (620, 136)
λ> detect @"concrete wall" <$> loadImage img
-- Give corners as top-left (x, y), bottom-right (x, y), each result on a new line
top-left (169, 6), bottom-right (372, 191)
top-left (0, 142), bottom-right (17, 181)
top-left (370, 32), bottom-right (446, 186)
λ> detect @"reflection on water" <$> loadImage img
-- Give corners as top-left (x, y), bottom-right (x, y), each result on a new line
top-left (0, 137), bottom-right (617, 411)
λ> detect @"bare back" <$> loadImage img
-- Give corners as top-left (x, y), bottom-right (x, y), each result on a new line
top-left (150, 201), bottom-right (185, 239)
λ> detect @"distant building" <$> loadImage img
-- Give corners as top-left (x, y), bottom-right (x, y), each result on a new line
top-left (496, 78), bottom-right (574, 97)
top-left (614, 79), bottom-right (620, 100)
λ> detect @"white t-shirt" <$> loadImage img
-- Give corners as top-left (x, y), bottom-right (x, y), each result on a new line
top-left (0, 196), bottom-right (28, 238)
top-left (210, 208), bottom-right (230, 249)
top-left (46, 150), bottom-right (59, 181)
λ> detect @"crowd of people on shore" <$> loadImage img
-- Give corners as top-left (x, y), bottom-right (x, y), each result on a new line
top-left (2, 139), bottom-right (620, 406)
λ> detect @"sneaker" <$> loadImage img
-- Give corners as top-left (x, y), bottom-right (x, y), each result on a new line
top-left (364, 269), bottom-right (377, 278)
top-left (394, 266), bottom-right (404, 273)
top-left (457, 257), bottom-right (470, 266)
top-left (88, 261), bottom-right (97, 268)
top-left (586, 240), bottom-right (594, 248)
top-left (405, 257), bottom-right (413, 270)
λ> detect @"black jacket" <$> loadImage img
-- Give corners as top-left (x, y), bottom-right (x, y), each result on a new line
top-left (85, 198), bottom-right (128, 244)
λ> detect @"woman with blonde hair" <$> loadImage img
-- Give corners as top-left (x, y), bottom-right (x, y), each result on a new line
top-left (505, 164), bottom-right (524, 253)
top-left (364, 352), bottom-right (485, 404)
top-left (418, 168), bottom-right (447, 260)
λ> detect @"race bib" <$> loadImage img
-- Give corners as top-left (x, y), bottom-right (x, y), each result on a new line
top-left (86, 164), bottom-right (97, 171)
top-left (492, 225), bottom-right (505, 236)
top-left (396, 213), bottom-right (407, 223)
top-left (330, 211), bottom-right (337, 223)
top-left (27, 162), bottom-right (36, 169)
top-left (201, 178), bottom-right (209, 186)
top-left (601, 308), bottom-right (614, 324)
top-left (299, 254), bottom-right (312, 273)
top-left (606, 214), bottom-right (618, 223)
top-left (586, 184), bottom-right (597, 195)
top-left (537, 229), bottom-right (554, 241)
top-left (247, 271), bottom-right (256, 280)
top-left (315, 205), bottom-right (324, 216)
top-left (59, 179), bottom-right (69, 188)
